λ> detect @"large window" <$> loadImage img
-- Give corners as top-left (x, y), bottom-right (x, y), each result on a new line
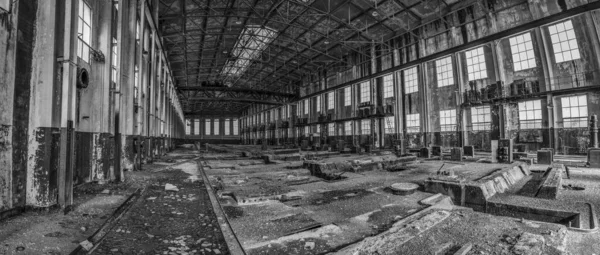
top-left (509, 33), bottom-right (536, 71)
top-left (316, 96), bottom-right (321, 113)
top-left (328, 123), bottom-right (335, 136)
top-left (205, 120), bottom-right (211, 135)
top-left (344, 87), bottom-right (352, 106)
top-left (185, 120), bottom-right (191, 135)
top-left (561, 95), bottom-right (588, 128)
top-left (471, 106), bottom-right (491, 131)
top-left (327, 92), bottom-right (335, 110)
top-left (384, 116), bottom-right (395, 134)
top-left (305, 126), bottom-right (310, 136)
top-left (304, 99), bottom-right (309, 114)
top-left (404, 67), bottom-right (418, 93)
top-left (214, 119), bottom-right (220, 135)
top-left (360, 82), bottom-right (370, 103)
top-left (440, 110), bottom-right (457, 132)
top-left (518, 100), bottom-right (543, 129)
top-left (406, 114), bottom-right (420, 133)
top-left (435, 57), bottom-right (454, 87)
top-left (383, 74), bottom-right (394, 98)
top-left (233, 119), bottom-right (239, 135)
top-left (316, 125), bottom-right (320, 134)
top-left (194, 119), bottom-right (200, 135)
top-left (466, 47), bottom-right (487, 81)
top-left (345, 121), bottom-right (352, 135)
top-left (361, 119), bottom-right (370, 135)
top-left (224, 119), bottom-right (230, 135)
top-left (548, 20), bottom-right (580, 63)
top-left (78, 0), bottom-right (92, 62)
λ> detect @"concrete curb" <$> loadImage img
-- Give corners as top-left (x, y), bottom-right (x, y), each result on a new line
top-left (68, 187), bottom-right (146, 255)
top-left (196, 160), bottom-right (247, 255)
top-left (568, 202), bottom-right (598, 233)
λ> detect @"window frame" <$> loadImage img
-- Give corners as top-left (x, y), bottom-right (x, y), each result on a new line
top-left (344, 87), bottom-right (352, 106)
top-left (214, 119), bottom-right (220, 135)
top-left (327, 92), bottom-right (335, 110)
top-left (471, 106), bottom-right (491, 131)
top-left (361, 119), bottom-right (371, 135)
top-left (561, 95), bottom-right (588, 128)
top-left (384, 116), bottom-right (395, 134)
top-left (359, 82), bottom-right (371, 103)
top-left (440, 109), bottom-right (457, 132)
top-left (205, 120), bottom-right (211, 135)
top-left (328, 123), bottom-right (335, 136)
top-left (383, 74), bottom-right (394, 98)
top-left (224, 119), bottom-right (230, 135)
top-left (548, 20), bottom-right (581, 63)
top-left (77, 0), bottom-right (93, 63)
top-left (345, 121), bottom-right (352, 135)
top-left (404, 67), bottom-right (419, 94)
top-left (406, 114), bottom-right (420, 133)
top-left (465, 47), bottom-right (487, 81)
top-left (518, 100), bottom-right (543, 129)
top-left (435, 56), bottom-right (454, 87)
top-left (509, 32), bottom-right (537, 71)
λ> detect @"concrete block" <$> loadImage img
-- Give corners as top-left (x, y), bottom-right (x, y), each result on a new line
top-left (537, 150), bottom-right (553, 165)
top-left (423, 180), bottom-right (464, 205)
top-left (451, 147), bottom-right (463, 161)
top-left (463, 146), bottom-right (474, 157)
top-left (537, 165), bottom-right (562, 199)
top-left (491, 140), bottom-right (498, 163)
top-left (420, 147), bottom-right (431, 158)
top-left (588, 148), bottom-right (600, 168)
top-left (431, 146), bottom-right (441, 156)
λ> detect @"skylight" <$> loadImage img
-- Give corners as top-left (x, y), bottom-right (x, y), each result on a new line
top-left (221, 25), bottom-right (278, 84)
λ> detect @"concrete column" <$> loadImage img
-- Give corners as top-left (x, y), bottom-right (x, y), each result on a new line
top-left (57, 0), bottom-right (78, 206)
top-left (27, 0), bottom-right (60, 207)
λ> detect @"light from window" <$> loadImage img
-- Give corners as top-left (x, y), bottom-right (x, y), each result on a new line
top-left (435, 57), bottom-right (454, 87)
top-left (304, 99), bottom-right (309, 114)
top-left (345, 121), bottom-right (352, 135)
top-left (316, 96), bottom-right (321, 113)
top-left (471, 106), bottom-right (491, 131)
top-left (404, 67), bottom-right (418, 93)
top-left (509, 33), bottom-right (536, 71)
top-left (78, 0), bottom-right (92, 62)
top-left (316, 125), bottom-right (320, 134)
top-left (384, 116), bottom-right (395, 134)
top-left (344, 87), bottom-right (352, 106)
top-left (328, 92), bottom-right (335, 110)
top-left (518, 100), bottom-right (542, 129)
top-left (185, 120), bottom-right (191, 135)
top-left (205, 120), bottom-right (211, 135)
top-left (440, 110), bottom-right (457, 132)
top-left (111, 38), bottom-right (118, 83)
top-left (561, 95), bottom-right (587, 128)
top-left (328, 123), bottom-right (335, 136)
top-left (548, 20), bottom-right (580, 63)
top-left (360, 82), bottom-right (370, 103)
top-left (466, 47), bottom-right (487, 81)
top-left (214, 119), bottom-right (220, 135)
top-left (383, 74), bottom-right (394, 98)
top-left (194, 119), bottom-right (200, 135)
top-left (225, 119), bottom-right (230, 135)
top-left (361, 119), bottom-right (370, 135)
top-left (305, 126), bottom-right (309, 136)
top-left (233, 119), bottom-right (239, 135)
top-left (406, 114), bottom-right (420, 133)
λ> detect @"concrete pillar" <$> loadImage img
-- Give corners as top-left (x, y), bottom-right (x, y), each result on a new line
top-left (27, 0), bottom-right (60, 207)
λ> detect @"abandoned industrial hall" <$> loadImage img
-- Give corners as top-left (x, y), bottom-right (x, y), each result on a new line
top-left (3, 0), bottom-right (600, 254)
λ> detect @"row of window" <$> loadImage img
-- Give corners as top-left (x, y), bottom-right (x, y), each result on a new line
top-left (185, 119), bottom-right (239, 136)
top-left (246, 94), bottom-right (588, 136)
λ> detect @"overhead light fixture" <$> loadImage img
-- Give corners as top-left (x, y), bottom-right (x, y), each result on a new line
top-left (372, 11), bottom-right (379, 17)
top-left (235, 18), bottom-right (242, 25)
top-left (223, 50), bottom-right (228, 54)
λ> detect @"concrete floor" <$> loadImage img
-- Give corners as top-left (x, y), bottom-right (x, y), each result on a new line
top-left (200, 144), bottom-right (600, 255)
top-left (1, 144), bottom-right (599, 254)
